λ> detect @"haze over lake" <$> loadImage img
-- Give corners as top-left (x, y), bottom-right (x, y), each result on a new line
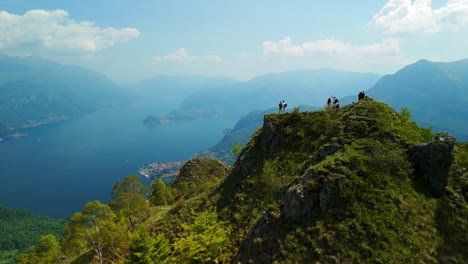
top-left (0, 99), bottom-right (239, 218)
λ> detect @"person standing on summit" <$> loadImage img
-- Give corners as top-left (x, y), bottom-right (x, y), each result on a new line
top-left (278, 100), bottom-right (287, 114)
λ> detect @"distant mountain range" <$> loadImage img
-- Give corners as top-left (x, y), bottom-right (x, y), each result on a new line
top-left (138, 70), bottom-right (381, 125)
top-left (0, 55), bottom-right (129, 140)
top-left (2, 54), bottom-right (468, 143)
top-left (201, 59), bottom-right (468, 164)
top-left (131, 74), bottom-right (240, 110)
top-left (363, 59), bottom-right (468, 141)
top-left (180, 69), bottom-right (381, 113)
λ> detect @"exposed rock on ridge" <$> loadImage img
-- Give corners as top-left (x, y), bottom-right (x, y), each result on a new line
top-left (409, 131), bottom-right (456, 196)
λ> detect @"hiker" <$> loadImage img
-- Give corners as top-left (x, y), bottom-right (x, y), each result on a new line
top-left (327, 97), bottom-right (332, 108)
top-left (279, 101), bottom-right (283, 114)
top-left (358, 91), bottom-right (365, 101)
top-left (283, 100), bottom-right (287, 114)
top-left (333, 98), bottom-right (340, 110)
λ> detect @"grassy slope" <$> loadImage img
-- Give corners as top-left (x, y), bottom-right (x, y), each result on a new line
top-left (151, 100), bottom-right (467, 263)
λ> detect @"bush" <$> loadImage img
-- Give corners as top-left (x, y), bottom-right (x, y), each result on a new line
top-left (172, 208), bottom-right (232, 263)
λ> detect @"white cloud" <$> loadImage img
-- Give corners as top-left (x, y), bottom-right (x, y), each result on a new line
top-left (262, 36), bottom-right (401, 58)
top-left (154, 48), bottom-right (223, 63)
top-left (260, 36), bottom-right (408, 74)
top-left (0, 9), bottom-right (140, 55)
top-left (372, 0), bottom-right (468, 34)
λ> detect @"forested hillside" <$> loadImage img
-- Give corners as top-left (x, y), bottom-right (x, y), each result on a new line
top-left (0, 205), bottom-right (67, 264)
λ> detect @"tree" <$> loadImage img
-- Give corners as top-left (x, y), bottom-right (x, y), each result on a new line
top-left (16, 234), bottom-right (62, 264)
top-left (128, 230), bottom-right (171, 264)
top-left (172, 208), bottom-right (232, 263)
top-left (150, 179), bottom-right (174, 206)
top-left (60, 200), bottom-right (127, 264)
top-left (110, 175), bottom-right (150, 228)
top-left (111, 175), bottom-right (148, 198)
top-left (231, 140), bottom-right (243, 157)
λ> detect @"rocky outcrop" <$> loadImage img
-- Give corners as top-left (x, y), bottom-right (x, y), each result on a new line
top-left (260, 115), bottom-right (281, 153)
top-left (408, 132), bottom-right (456, 196)
top-left (283, 183), bottom-right (313, 218)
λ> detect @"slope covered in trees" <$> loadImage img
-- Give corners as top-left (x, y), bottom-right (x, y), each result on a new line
top-left (0, 205), bottom-right (67, 264)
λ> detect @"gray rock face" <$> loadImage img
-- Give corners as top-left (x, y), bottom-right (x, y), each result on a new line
top-left (283, 184), bottom-right (312, 218)
top-left (260, 115), bottom-right (283, 154)
top-left (408, 132), bottom-right (456, 196)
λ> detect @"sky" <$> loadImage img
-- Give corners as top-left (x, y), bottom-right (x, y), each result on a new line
top-left (1, 0), bottom-right (468, 84)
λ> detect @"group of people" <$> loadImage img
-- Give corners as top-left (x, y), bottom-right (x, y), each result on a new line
top-left (278, 100), bottom-right (288, 114)
top-left (278, 91), bottom-right (368, 115)
top-left (326, 96), bottom-right (340, 110)
top-left (358, 91), bottom-right (367, 101)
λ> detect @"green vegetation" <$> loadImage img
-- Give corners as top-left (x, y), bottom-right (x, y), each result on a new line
top-left (128, 230), bottom-right (172, 264)
top-left (60, 200), bottom-right (128, 263)
top-left (14, 100), bottom-right (468, 263)
top-left (150, 179), bottom-right (174, 206)
top-left (172, 209), bottom-right (232, 263)
top-left (209, 99), bottom-right (466, 263)
top-left (109, 175), bottom-right (150, 228)
top-left (231, 140), bottom-right (243, 157)
top-left (15, 234), bottom-right (62, 264)
top-left (0, 205), bottom-right (67, 264)
top-left (170, 156), bottom-right (228, 199)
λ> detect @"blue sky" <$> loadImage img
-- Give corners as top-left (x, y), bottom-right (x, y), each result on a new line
top-left (1, 0), bottom-right (468, 83)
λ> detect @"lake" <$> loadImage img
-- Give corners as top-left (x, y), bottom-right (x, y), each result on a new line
top-left (0, 99), bottom-right (239, 218)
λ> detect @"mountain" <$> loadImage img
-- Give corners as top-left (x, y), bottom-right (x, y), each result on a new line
top-left (131, 74), bottom-right (241, 110)
top-left (180, 69), bottom-right (381, 113)
top-left (155, 100), bottom-right (467, 263)
top-left (18, 100), bottom-right (468, 263)
top-left (0, 55), bottom-right (129, 140)
top-left (355, 59), bottom-right (468, 141)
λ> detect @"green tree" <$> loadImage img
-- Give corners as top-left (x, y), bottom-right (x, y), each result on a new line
top-left (173, 208), bottom-right (232, 263)
top-left (110, 175), bottom-right (150, 228)
top-left (150, 179), bottom-right (174, 206)
top-left (60, 200), bottom-right (127, 264)
top-left (231, 140), bottom-right (243, 157)
top-left (16, 234), bottom-right (62, 264)
top-left (128, 230), bottom-right (171, 264)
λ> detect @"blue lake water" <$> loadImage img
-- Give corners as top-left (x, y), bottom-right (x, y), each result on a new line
top-left (0, 99), bottom-right (239, 218)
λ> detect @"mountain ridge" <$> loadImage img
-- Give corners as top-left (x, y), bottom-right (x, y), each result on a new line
top-left (152, 99), bottom-right (467, 263)
top-left (336, 58), bottom-right (468, 141)
top-left (0, 55), bottom-right (130, 140)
